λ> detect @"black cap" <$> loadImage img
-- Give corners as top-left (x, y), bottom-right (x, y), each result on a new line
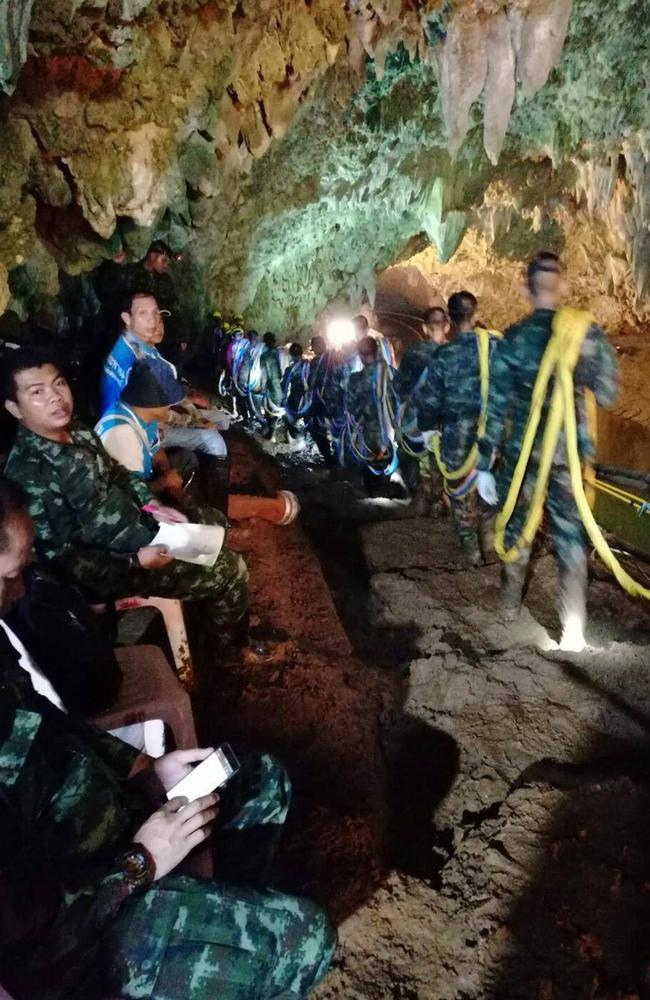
top-left (121, 358), bottom-right (186, 408)
top-left (148, 240), bottom-right (172, 256)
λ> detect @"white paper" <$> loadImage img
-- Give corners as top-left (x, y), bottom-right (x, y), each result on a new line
top-left (151, 521), bottom-right (225, 566)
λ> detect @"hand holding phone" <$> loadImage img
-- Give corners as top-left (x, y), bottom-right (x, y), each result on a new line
top-left (166, 744), bottom-right (239, 803)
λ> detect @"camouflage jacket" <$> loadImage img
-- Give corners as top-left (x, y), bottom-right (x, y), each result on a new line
top-left (5, 420), bottom-right (157, 598)
top-left (260, 347), bottom-right (284, 406)
top-left (413, 331), bottom-right (498, 470)
top-left (477, 309), bottom-right (619, 475)
top-left (0, 629), bottom-right (148, 1000)
top-left (321, 352), bottom-right (362, 424)
top-left (394, 340), bottom-right (441, 401)
top-left (346, 362), bottom-right (397, 456)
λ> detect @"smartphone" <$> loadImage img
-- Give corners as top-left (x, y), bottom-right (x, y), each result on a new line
top-left (166, 744), bottom-right (240, 803)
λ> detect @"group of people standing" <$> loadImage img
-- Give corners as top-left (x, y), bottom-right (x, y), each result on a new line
top-left (221, 253), bottom-right (618, 650)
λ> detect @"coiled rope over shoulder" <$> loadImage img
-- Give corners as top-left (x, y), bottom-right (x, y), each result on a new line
top-left (494, 307), bottom-right (650, 600)
top-left (427, 327), bottom-right (502, 487)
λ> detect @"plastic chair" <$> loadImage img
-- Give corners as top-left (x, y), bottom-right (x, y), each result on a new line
top-left (91, 645), bottom-right (197, 749)
top-left (94, 596), bottom-right (194, 688)
top-left (92, 645), bottom-right (212, 879)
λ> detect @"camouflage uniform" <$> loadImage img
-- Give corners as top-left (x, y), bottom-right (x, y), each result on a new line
top-left (5, 420), bottom-right (248, 629)
top-left (477, 308), bottom-right (619, 611)
top-left (0, 633), bottom-right (335, 1000)
top-left (393, 340), bottom-right (441, 400)
top-left (413, 331), bottom-right (499, 562)
top-left (260, 347), bottom-right (284, 410)
top-left (306, 353), bottom-right (336, 466)
top-left (345, 362), bottom-right (397, 484)
top-left (394, 341), bottom-right (442, 499)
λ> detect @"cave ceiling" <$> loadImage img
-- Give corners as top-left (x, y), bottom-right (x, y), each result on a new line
top-left (0, 0), bottom-right (648, 331)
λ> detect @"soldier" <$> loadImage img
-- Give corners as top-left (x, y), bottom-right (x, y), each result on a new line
top-left (394, 306), bottom-right (450, 400)
top-left (353, 314), bottom-right (396, 367)
top-left (306, 336), bottom-right (336, 467)
top-left (0, 490), bottom-right (335, 999)
top-left (282, 342), bottom-right (310, 451)
top-left (1, 349), bottom-right (249, 643)
top-left (321, 335), bottom-right (363, 468)
top-left (394, 306), bottom-right (450, 507)
top-left (101, 291), bottom-right (229, 460)
top-left (477, 252), bottom-right (619, 644)
top-left (259, 332), bottom-right (284, 439)
top-left (413, 292), bottom-right (499, 565)
top-left (346, 336), bottom-right (402, 496)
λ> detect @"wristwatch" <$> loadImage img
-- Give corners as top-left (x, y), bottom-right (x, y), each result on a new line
top-left (117, 844), bottom-right (156, 889)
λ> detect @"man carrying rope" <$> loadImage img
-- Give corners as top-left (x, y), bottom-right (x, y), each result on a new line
top-left (413, 292), bottom-right (500, 566)
top-left (476, 252), bottom-right (619, 647)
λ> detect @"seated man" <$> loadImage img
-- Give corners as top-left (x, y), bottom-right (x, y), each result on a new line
top-left (0, 477), bottom-right (164, 754)
top-left (0, 497), bottom-right (335, 999)
top-left (96, 357), bottom-right (194, 503)
top-left (2, 349), bottom-right (249, 642)
top-left (101, 290), bottom-right (228, 459)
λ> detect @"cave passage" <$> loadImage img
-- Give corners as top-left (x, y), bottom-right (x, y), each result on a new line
top-left (0, 1), bottom-right (649, 998)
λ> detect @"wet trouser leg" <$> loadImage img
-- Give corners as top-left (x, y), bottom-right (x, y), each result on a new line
top-left (501, 546), bottom-right (533, 611)
top-left (546, 467), bottom-right (588, 638)
top-left (307, 403), bottom-right (334, 466)
top-left (449, 490), bottom-right (482, 565)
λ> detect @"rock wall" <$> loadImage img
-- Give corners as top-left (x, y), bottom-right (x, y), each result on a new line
top-left (0, 0), bottom-right (648, 334)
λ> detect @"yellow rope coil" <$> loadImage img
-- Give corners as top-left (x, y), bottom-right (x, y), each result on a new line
top-left (494, 307), bottom-right (650, 600)
top-left (429, 327), bottom-right (502, 482)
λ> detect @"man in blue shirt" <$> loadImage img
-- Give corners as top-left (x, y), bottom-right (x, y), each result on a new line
top-left (101, 291), bottom-right (228, 459)
top-left (96, 357), bottom-right (193, 502)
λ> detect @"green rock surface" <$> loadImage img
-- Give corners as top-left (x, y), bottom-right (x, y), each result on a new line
top-left (0, 0), bottom-right (647, 331)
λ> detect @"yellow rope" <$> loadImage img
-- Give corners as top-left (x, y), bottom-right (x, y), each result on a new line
top-left (429, 327), bottom-right (502, 482)
top-left (494, 307), bottom-right (650, 599)
top-left (592, 478), bottom-right (649, 509)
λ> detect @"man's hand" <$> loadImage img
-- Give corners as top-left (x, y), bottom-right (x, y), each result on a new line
top-left (134, 794), bottom-right (219, 880)
top-left (147, 503), bottom-right (188, 524)
top-left (477, 471), bottom-right (498, 506)
top-left (137, 545), bottom-right (174, 569)
top-left (196, 419), bottom-right (216, 430)
top-left (187, 389), bottom-right (210, 409)
top-left (153, 747), bottom-right (216, 792)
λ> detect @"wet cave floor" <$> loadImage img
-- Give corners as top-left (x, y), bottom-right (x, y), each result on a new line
top-left (187, 432), bottom-right (650, 1000)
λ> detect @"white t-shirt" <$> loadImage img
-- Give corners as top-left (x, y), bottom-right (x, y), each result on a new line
top-left (100, 423), bottom-right (146, 474)
top-left (0, 621), bottom-right (66, 710)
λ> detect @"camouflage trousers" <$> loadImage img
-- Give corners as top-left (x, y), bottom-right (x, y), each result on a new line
top-left (100, 504), bottom-right (249, 631)
top-left (448, 487), bottom-right (496, 565)
top-left (106, 753), bottom-right (336, 1000)
top-left (500, 462), bottom-right (587, 624)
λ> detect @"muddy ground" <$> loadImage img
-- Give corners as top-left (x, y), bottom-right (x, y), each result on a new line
top-left (192, 434), bottom-right (650, 1000)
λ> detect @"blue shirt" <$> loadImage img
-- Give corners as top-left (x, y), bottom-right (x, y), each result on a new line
top-left (101, 331), bottom-right (176, 415)
top-left (95, 400), bottom-right (161, 480)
